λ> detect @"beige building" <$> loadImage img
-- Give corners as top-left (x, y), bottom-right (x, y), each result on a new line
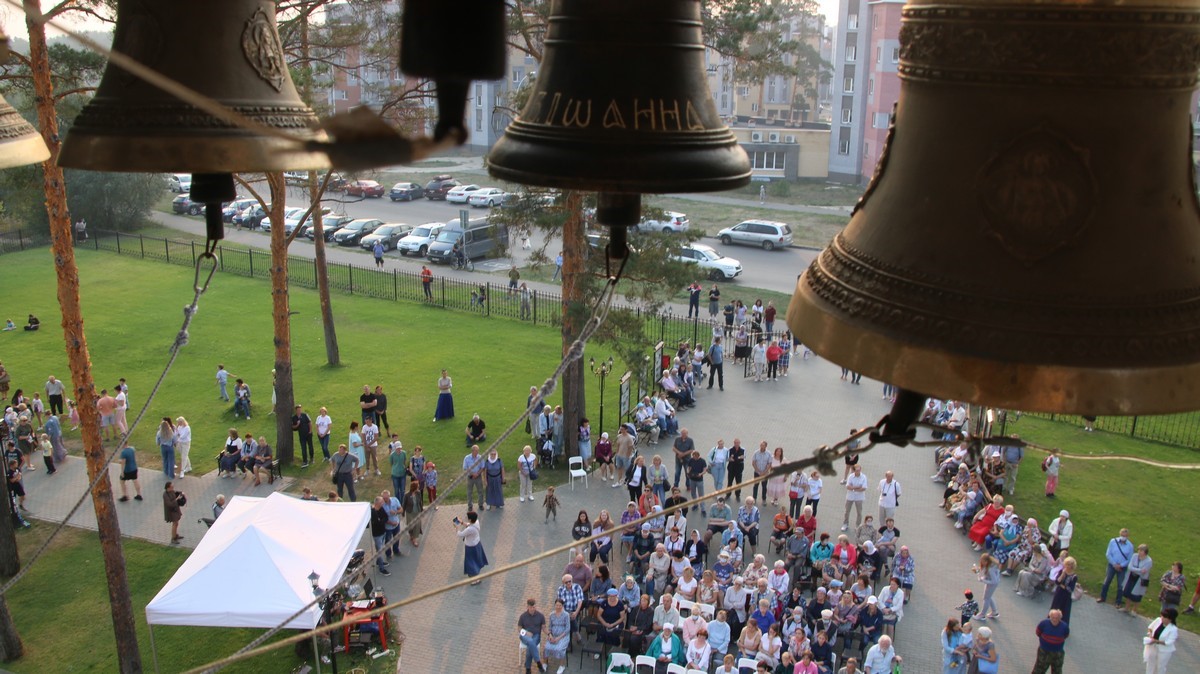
top-left (729, 127), bottom-right (829, 181)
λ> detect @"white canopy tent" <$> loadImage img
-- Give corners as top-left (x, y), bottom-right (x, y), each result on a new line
top-left (146, 492), bottom-right (371, 630)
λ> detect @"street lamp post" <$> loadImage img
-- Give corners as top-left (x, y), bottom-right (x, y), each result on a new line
top-left (590, 355), bottom-right (615, 434)
top-left (308, 570), bottom-right (338, 674)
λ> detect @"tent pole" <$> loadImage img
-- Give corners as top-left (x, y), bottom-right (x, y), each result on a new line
top-left (148, 624), bottom-right (161, 674)
top-left (313, 633), bottom-right (321, 674)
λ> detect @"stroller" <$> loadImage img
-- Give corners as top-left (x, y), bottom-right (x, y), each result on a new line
top-left (539, 438), bottom-right (556, 469)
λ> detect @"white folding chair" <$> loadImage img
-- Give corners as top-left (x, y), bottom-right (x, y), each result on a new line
top-left (687, 669), bottom-right (708, 674)
top-left (569, 455), bottom-right (588, 489)
top-left (666, 664), bottom-right (688, 674)
top-left (696, 602), bottom-right (715, 619)
top-left (635, 654), bottom-right (657, 674)
top-left (607, 652), bottom-right (634, 674)
top-left (738, 657), bottom-right (759, 674)
top-left (674, 595), bottom-right (696, 616)
top-left (517, 634), bottom-right (527, 666)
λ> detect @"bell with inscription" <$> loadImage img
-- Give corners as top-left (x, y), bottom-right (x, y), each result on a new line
top-left (788, 0), bottom-right (1200, 415)
top-left (58, 0), bottom-right (328, 173)
top-left (0, 32), bottom-right (48, 169)
top-left (488, 0), bottom-right (750, 238)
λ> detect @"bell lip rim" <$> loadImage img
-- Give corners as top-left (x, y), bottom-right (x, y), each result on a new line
top-left (787, 274), bottom-right (1200, 416)
top-left (487, 163), bottom-right (752, 194)
top-left (56, 135), bottom-right (332, 173)
top-left (0, 132), bottom-right (50, 170)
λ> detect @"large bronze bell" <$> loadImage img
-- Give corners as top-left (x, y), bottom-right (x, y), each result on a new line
top-left (788, 0), bottom-right (1200, 415)
top-left (0, 32), bottom-right (49, 169)
top-left (488, 0), bottom-right (749, 232)
top-left (58, 0), bottom-right (327, 173)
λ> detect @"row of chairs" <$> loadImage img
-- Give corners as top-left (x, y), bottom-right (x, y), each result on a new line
top-left (607, 653), bottom-right (798, 674)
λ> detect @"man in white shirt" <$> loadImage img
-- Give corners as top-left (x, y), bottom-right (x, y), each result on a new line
top-left (843, 464), bottom-right (868, 531)
top-left (654, 394), bottom-right (679, 437)
top-left (750, 442), bottom-right (772, 501)
top-left (877, 470), bottom-right (902, 524)
top-left (653, 593), bottom-right (682, 631)
top-left (635, 402), bottom-right (661, 445)
top-left (948, 402), bottom-right (968, 431)
top-left (863, 634), bottom-right (901, 673)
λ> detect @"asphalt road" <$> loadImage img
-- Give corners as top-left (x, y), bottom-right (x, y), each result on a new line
top-left (220, 184), bottom-right (817, 295)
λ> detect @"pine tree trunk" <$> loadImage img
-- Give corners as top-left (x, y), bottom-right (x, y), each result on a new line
top-left (560, 191), bottom-right (586, 457)
top-left (0, 594), bottom-right (22, 663)
top-left (24, 3), bottom-right (142, 670)
top-left (0, 474), bottom-right (18, 577)
top-left (268, 174), bottom-right (295, 464)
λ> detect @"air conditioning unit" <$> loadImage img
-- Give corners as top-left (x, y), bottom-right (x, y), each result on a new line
top-left (768, 132), bottom-right (780, 143)
top-left (784, 135), bottom-right (797, 143)
top-left (750, 132), bottom-right (763, 142)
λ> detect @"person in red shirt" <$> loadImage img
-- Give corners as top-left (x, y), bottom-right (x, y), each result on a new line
top-left (766, 340), bottom-right (783, 381)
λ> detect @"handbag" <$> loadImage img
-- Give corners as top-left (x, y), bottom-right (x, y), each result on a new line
top-left (529, 467), bottom-right (539, 481)
top-left (1071, 582), bottom-right (1084, 601)
top-left (1160, 587), bottom-right (1182, 605)
top-left (977, 655), bottom-right (999, 674)
top-left (176, 492), bottom-right (187, 507)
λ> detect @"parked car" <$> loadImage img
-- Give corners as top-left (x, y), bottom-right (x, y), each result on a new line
top-left (636, 211), bottom-right (690, 233)
top-left (674, 243), bottom-right (742, 280)
top-left (717, 219), bottom-right (794, 250)
top-left (283, 171), bottom-right (308, 185)
top-left (360, 223), bottom-right (414, 251)
top-left (320, 172), bottom-right (348, 192)
top-left (301, 214), bottom-right (354, 241)
top-left (233, 204), bottom-right (271, 229)
top-left (332, 218), bottom-right (383, 246)
top-left (345, 180), bottom-right (385, 198)
top-left (396, 222), bottom-right (445, 257)
top-left (222, 198), bottom-right (256, 223)
top-left (260, 207), bottom-right (305, 232)
top-left (426, 217), bottom-right (506, 264)
top-left (171, 194), bottom-right (203, 215)
top-left (389, 182), bottom-right (425, 201)
top-left (468, 187), bottom-right (508, 208)
top-left (167, 174), bottom-right (191, 193)
top-left (423, 174), bottom-right (459, 200)
top-left (445, 184), bottom-right (481, 204)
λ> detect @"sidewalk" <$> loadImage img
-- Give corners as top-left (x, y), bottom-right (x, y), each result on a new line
top-left (362, 357), bottom-right (1198, 673)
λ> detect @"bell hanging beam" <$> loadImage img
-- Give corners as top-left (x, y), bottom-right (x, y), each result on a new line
top-left (487, 0), bottom-right (750, 250)
top-left (787, 0), bottom-right (1200, 415)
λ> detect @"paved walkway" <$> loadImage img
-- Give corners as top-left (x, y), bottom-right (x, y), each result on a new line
top-left (364, 357), bottom-right (1198, 673)
top-left (19, 451), bottom-right (292, 549)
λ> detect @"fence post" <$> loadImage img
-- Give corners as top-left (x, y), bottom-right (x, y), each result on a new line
top-left (116, 231), bottom-right (121, 255)
top-left (348, 263), bottom-right (353, 294)
top-left (485, 282), bottom-right (491, 316)
top-left (17, 229), bottom-right (23, 251)
top-left (393, 269), bottom-right (398, 300)
top-left (532, 290), bottom-right (537, 324)
top-left (249, 249), bottom-right (255, 277)
top-left (312, 259), bottom-right (317, 288)
top-left (139, 233), bottom-right (145, 258)
top-left (218, 245), bottom-right (224, 271)
top-left (440, 277), bottom-right (446, 307)
top-left (692, 316), bottom-right (698, 344)
top-left (93, 231), bottom-right (99, 250)
top-left (1130, 416), bottom-right (1138, 438)
top-left (190, 240), bottom-right (196, 265)
top-left (165, 239), bottom-right (170, 263)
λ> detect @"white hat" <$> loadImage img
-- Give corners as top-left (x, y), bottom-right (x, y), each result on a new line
top-left (867, 596), bottom-right (878, 605)
top-left (863, 540), bottom-right (876, 554)
top-left (663, 623), bottom-right (674, 631)
top-left (1059, 509), bottom-right (1070, 518)
top-left (601, 432), bottom-right (609, 439)
top-left (821, 609), bottom-right (833, 620)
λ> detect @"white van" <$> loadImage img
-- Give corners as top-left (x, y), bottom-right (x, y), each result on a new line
top-left (168, 174), bottom-right (192, 193)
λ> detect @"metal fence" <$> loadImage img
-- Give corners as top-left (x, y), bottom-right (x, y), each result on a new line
top-left (10, 227), bottom-right (722, 349)
top-left (1017, 411), bottom-right (1200, 450)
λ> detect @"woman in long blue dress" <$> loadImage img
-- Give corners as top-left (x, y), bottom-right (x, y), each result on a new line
top-left (483, 449), bottom-right (506, 509)
top-left (434, 370), bottom-right (455, 422)
top-left (455, 511), bottom-right (487, 585)
top-left (544, 599), bottom-right (571, 670)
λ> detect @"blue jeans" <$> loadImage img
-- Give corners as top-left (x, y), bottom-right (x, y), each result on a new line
top-left (653, 482), bottom-right (666, 503)
top-left (687, 478), bottom-right (706, 511)
top-left (392, 475), bottom-right (405, 500)
top-left (319, 434), bottom-right (331, 458)
top-left (161, 445), bottom-right (175, 479)
top-left (234, 398), bottom-right (250, 417)
top-left (674, 458), bottom-right (686, 488)
top-left (519, 632), bottom-right (542, 667)
top-left (710, 463), bottom-right (726, 496)
top-left (219, 381), bottom-right (229, 401)
top-left (298, 433), bottom-right (314, 463)
top-left (373, 534), bottom-right (388, 569)
top-left (1101, 563), bottom-right (1127, 604)
top-left (385, 525), bottom-right (400, 555)
top-left (335, 472), bottom-right (356, 501)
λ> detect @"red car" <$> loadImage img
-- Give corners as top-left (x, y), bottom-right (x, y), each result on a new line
top-left (345, 180), bottom-right (385, 198)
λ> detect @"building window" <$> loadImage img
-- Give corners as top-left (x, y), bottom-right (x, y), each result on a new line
top-left (868, 76), bottom-right (875, 102)
top-left (751, 151), bottom-right (785, 170)
top-left (876, 46), bottom-right (882, 64)
top-left (721, 93), bottom-right (729, 109)
top-left (843, 77), bottom-right (854, 93)
top-left (848, 14), bottom-right (858, 29)
top-left (512, 67), bottom-right (522, 85)
top-left (738, 86), bottom-right (749, 97)
top-left (751, 102), bottom-right (759, 113)
top-left (839, 139), bottom-right (850, 155)
top-left (864, 142), bottom-right (870, 157)
top-left (767, 78), bottom-right (777, 102)
top-left (842, 107), bottom-right (852, 124)
top-left (892, 46), bottom-right (900, 63)
top-left (846, 45), bottom-right (857, 62)
top-left (475, 83), bottom-right (483, 107)
top-left (874, 112), bottom-right (890, 129)
top-left (872, 12), bottom-right (879, 29)
top-left (335, 90), bottom-right (347, 100)
top-left (476, 109), bottom-right (483, 132)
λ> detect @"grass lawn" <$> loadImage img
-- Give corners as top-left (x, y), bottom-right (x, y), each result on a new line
top-left (998, 415), bottom-right (1200, 631)
top-left (0, 248), bottom-right (611, 504)
top-left (720, 179), bottom-right (863, 208)
top-left (5, 525), bottom-right (396, 673)
top-left (651, 196), bottom-right (848, 246)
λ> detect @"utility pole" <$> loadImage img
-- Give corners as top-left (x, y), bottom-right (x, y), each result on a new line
top-left (23, 1), bottom-right (142, 670)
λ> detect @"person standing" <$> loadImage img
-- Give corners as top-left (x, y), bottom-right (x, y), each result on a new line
top-left (372, 240), bottom-right (385, 268)
top-left (163, 482), bottom-right (184, 543)
top-left (456, 510), bottom-right (488, 585)
top-left (434, 369), bottom-right (455, 422)
top-left (727, 438), bottom-right (745, 502)
top-left (358, 384), bottom-right (378, 424)
top-left (115, 445), bottom-right (143, 502)
top-left (403, 480), bottom-right (424, 547)
top-left (1098, 527), bottom-right (1135, 607)
top-left (155, 417), bottom-right (176, 479)
top-left (708, 284), bottom-right (721, 318)
top-left (388, 437), bottom-right (407, 498)
top-left (369, 497), bottom-right (392, 576)
top-left (517, 598), bottom-right (547, 674)
top-left (707, 336), bottom-right (725, 391)
top-left (483, 448), bottom-right (506, 510)
top-left (315, 407), bottom-right (333, 461)
top-left (362, 416), bottom-right (381, 476)
top-left (708, 439), bottom-right (729, 501)
top-left (751, 442), bottom-right (771, 501)
top-left (613, 424), bottom-right (634, 488)
top-left (1043, 448), bottom-right (1061, 498)
top-left (877, 471), bottom-right (901, 524)
top-left (96, 390), bottom-right (118, 442)
top-left (1032, 609), bottom-right (1070, 674)
top-left (420, 265), bottom-right (433, 300)
top-left (1121, 544), bottom-right (1154, 613)
top-left (44, 413), bottom-right (66, 465)
top-left (687, 281), bottom-right (702, 319)
top-left (173, 417), bottom-right (192, 477)
top-left (44, 375), bottom-right (65, 415)
top-left (461, 444), bottom-right (485, 510)
top-left (842, 464), bottom-right (868, 532)
top-left (1051, 557), bottom-right (1079, 624)
top-left (331, 444), bottom-right (359, 501)
top-left (1047, 510), bottom-right (1073, 557)
top-left (1001, 440), bottom-right (1024, 496)
top-left (215, 364), bottom-right (232, 402)
top-left (373, 385), bottom-right (391, 434)
top-left (974, 553), bottom-right (1002, 621)
top-left (292, 405), bottom-right (314, 467)
top-left (1143, 608), bottom-right (1179, 674)
top-left (672, 429), bottom-right (695, 489)
top-left (517, 445), bottom-right (538, 503)
top-left (552, 252), bottom-right (563, 281)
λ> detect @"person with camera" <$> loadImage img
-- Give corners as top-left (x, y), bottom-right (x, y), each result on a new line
top-left (164, 481), bottom-right (185, 543)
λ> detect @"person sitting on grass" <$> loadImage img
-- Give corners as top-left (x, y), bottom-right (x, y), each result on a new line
top-left (22, 314), bottom-right (39, 331)
top-left (466, 413), bottom-right (487, 447)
